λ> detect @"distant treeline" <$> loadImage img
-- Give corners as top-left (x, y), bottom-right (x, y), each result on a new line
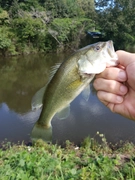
top-left (0, 0), bottom-right (135, 56)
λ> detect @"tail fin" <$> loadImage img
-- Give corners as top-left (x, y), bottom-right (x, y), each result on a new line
top-left (31, 123), bottom-right (52, 143)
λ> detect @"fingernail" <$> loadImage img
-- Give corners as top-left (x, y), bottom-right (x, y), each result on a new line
top-left (120, 85), bottom-right (127, 94)
top-left (118, 71), bottom-right (126, 81)
top-left (116, 96), bottom-right (123, 103)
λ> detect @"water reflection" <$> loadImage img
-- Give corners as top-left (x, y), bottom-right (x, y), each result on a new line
top-left (52, 92), bottom-right (135, 145)
top-left (0, 53), bottom-right (64, 113)
top-left (0, 53), bottom-right (135, 146)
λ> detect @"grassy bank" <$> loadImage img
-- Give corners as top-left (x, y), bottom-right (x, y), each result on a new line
top-left (0, 136), bottom-right (135, 180)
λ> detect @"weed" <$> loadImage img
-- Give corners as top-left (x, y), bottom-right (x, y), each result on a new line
top-left (0, 135), bottom-right (135, 179)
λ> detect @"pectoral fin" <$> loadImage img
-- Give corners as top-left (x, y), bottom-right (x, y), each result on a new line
top-left (31, 86), bottom-right (46, 111)
top-left (82, 85), bottom-right (90, 101)
top-left (56, 104), bottom-right (70, 120)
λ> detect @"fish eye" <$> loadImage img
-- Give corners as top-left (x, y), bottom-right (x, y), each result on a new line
top-left (94, 46), bottom-right (100, 51)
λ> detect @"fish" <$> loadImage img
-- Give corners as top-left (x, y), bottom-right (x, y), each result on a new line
top-left (31, 40), bottom-right (118, 142)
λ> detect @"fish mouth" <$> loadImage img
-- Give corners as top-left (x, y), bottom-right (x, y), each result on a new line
top-left (105, 40), bottom-right (119, 67)
top-left (107, 40), bottom-right (117, 58)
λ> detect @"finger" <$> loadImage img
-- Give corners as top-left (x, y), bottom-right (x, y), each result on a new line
top-left (97, 91), bottom-right (124, 104)
top-left (95, 67), bottom-right (127, 82)
top-left (116, 50), bottom-right (135, 67)
top-left (117, 64), bottom-right (125, 70)
top-left (93, 78), bottom-right (128, 96)
top-left (117, 51), bottom-right (135, 90)
top-left (127, 63), bottom-right (135, 90)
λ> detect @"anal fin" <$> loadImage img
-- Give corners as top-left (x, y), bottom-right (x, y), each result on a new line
top-left (31, 86), bottom-right (46, 111)
top-left (56, 104), bottom-right (70, 120)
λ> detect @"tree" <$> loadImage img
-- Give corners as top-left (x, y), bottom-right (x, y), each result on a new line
top-left (12, 16), bottom-right (47, 49)
top-left (0, 0), bottom-right (13, 10)
top-left (0, 9), bottom-right (9, 25)
top-left (95, 0), bottom-right (135, 49)
top-left (49, 17), bottom-right (95, 50)
top-left (0, 27), bottom-right (13, 56)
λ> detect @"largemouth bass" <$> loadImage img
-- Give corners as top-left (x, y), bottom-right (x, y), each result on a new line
top-left (31, 40), bottom-right (118, 142)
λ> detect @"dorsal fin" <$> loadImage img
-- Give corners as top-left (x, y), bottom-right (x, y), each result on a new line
top-left (49, 63), bottom-right (61, 82)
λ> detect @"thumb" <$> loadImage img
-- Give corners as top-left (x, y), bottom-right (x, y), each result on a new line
top-left (117, 50), bottom-right (135, 90)
top-left (116, 50), bottom-right (135, 67)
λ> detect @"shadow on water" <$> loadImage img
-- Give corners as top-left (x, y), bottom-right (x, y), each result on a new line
top-left (0, 52), bottom-right (135, 147)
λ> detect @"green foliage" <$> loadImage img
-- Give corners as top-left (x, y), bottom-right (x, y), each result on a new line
top-left (0, 138), bottom-right (135, 179)
top-left (43, 0), bottom-right (95, 18)
top-left (0, 29), bottom-right (11, 49)
top-left (13, 16), bottom-right (45, 42)
top-left (0, 26), bottom-right (17, 56)
top-left (20, 0), bottom-right (40, 10)
top-left (0, 0), bottom-right (97, 55)
top-left (0, 0), bottom-right (96, 55)
top-left (12, 15), bottom-right (47, 52)
top-left (50, 18), bottom-right (76, 43)
top-left (49, 17), bottom-right (94, 50)
top-left (0, 0), bottom-right (135, 55)
top-left (0, 9), bottom-right (9, 25)
top-left (95, 0), bottom-right (135, 50)
top-left (0, 0), bottom-right (13, 10)
top-left (8, 0), bottom-right (22, 19)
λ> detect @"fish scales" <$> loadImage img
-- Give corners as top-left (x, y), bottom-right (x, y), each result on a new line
top-left (31, 40), bottom-right (118, 142)
top-left (38, 54), bottom-right (91, 126)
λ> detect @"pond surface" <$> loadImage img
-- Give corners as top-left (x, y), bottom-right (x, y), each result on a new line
top-left (0, 52), bottom-right (135, 146)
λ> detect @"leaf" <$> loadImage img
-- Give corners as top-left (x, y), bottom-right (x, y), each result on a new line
top-left (19, 159), bottom-right (25, 167)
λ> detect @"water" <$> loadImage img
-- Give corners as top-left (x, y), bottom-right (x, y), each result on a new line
top-left (0, 52), bottom-right (135, 146)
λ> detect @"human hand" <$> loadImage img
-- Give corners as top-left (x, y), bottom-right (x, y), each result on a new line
top-left (93, 50), bottom-right (135, 120)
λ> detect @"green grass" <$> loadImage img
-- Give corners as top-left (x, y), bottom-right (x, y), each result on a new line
top-left (0, 135), bottom-right (135, 180)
